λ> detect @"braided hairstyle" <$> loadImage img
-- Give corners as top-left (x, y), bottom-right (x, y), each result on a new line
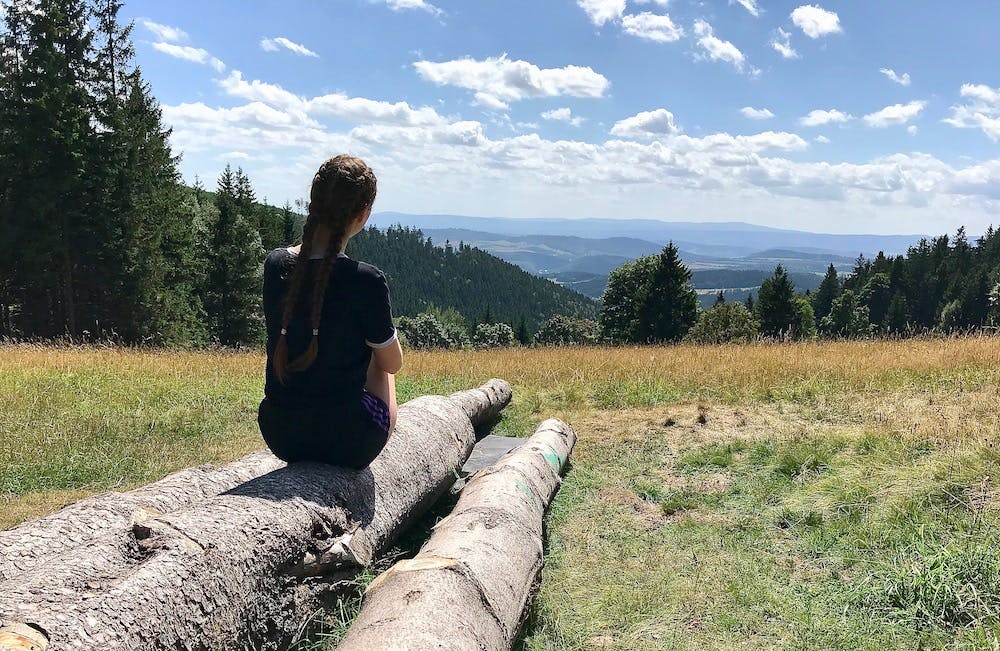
top-left (272, 155), bottom-right (377, 384)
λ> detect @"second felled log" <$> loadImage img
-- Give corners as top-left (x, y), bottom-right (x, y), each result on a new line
top-left (338, 418), bottom-right (576, 651)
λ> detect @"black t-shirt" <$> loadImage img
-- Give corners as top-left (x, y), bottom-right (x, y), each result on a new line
top-left (262, 248), bottom-right (396, 409)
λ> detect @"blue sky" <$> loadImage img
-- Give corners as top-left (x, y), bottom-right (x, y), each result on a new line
top-left (121, 0), bottom-right (1000, 234)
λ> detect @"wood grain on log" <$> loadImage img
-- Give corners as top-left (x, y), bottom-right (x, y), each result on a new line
top-left (0, 451), bottom-right (285, 582)
top-left (0, 380), bottom-right (512, 651)
top-left (338, 418), bottom-right (576, 651)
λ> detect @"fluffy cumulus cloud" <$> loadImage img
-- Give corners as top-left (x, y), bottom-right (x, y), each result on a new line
top-left (140, 19), bottom-right (188, 43)
top-left (413, 55), bottom-right (610, 109)
top-left (790, 5), bottom-right (842, 39)
top-left (621, 12), bottom-right (684, 42)
top-left (945, 84), bottom-right (1000, 142)
top-left (770, 28), bottom-right (799, 59)
top-left (576, 0), bottom-right (625, 26)
top-left (151, 42), bottom-right (225, 72)
top-left (610, 109), bottom-right (679, 138)
top-left (217, 70), bottom-right (446, 127)
top-left (863, 100), bottom-right (926, 127)
top-left (800, 109), bottom-right (853, 126)
top-left (541, 107), bottom-right (585, 127)
top-left (815, 135), bottom-right (831, 144)
top-left (880, 68), bottom-right (911, 87)
top-left (692, 20), bottom-right (757, 75)
top-left (741, 106), bottom-right (775, 120)
top-left (260, 37), bottom-right (318, 58)
top-left (374, 0), bottom-right (442, 16)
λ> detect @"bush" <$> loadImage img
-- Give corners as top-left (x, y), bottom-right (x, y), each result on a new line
top-left (472, 322), bottom-right (515, 349)
top-left (534, 315), bottom-right (599, 346)
top-left (396, 313), bottom-right (463, 349)
top-left (684, 302), bottom-right (760, 344)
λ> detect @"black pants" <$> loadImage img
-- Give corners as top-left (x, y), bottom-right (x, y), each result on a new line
top-left (257, 397), bottom-right (389, 470)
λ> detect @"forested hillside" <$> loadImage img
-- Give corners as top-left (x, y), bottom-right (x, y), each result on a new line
top-left (347, 227), bottom-right (597, 332)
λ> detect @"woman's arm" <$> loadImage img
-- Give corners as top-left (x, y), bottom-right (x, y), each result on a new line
top-left (371, 337), bottom-right (403, 375)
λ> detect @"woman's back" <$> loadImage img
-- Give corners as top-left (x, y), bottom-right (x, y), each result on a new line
top-left (262, 247), bottom-right (395, 409)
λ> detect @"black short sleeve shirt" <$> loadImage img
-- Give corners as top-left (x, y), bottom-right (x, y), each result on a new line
top-left (262, 248), bottom-right (396, 408)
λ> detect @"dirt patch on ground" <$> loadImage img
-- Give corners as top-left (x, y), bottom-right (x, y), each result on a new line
top-left (573, 403), bottom-right (817, 450)
top-left (597, 487), bottom-right (668, 529)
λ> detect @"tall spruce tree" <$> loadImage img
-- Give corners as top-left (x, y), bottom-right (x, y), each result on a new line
top-left (203, 165), bottom-right (264, 346)
top-left (635, 243), bottom-right (699, 343)
top-left (755, 265), bottom-right (798, 339)
top-left (811, 264), bottom-right (840, 323)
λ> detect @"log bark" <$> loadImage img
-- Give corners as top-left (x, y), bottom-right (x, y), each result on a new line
top-left (0, 380), bottom-right (512, 651)
top-left (0, 451), bottom-right (286, 582)
top-left (338, 418), bottom-right (576, 651)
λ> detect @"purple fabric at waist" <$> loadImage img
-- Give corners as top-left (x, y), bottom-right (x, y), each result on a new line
top-left (361, 391), bottom-right (390, 434)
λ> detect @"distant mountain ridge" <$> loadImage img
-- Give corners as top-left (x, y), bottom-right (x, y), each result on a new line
top-left (372, 212), bottom-right (927, 258)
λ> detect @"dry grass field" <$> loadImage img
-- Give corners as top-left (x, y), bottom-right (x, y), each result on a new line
top-left (2, 337), bottom-right (1000, 649)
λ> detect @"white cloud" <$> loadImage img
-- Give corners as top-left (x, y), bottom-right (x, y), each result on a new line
top-left (260, 37), bottom-right (318, 58)
top-left (217, 70), bottom-right (446, 127)
top-left (621, 12), bottom-right (684, 42)
top-left (610, 108), bottom-right (679, 138)
top-left (790, 5), bottom-right (842, 39)
top-left (944, 83), bottom-right (1000, 142)
top-left (741, 106), bottom-right (775, 120)
top-left (413, 55), bottom-right (610, 104)
top-left (907, 125), bottom-right (918, 136)
top-left (815, 135), bottom-right (831, 144)
top-left (770, 28), bottom-right (799, 59)
top-left (541, 107), bottom-right (585, 127)
top-left (577, 0), bottom-right (626, 26)
top-left (800, 109), bottom-right (853, 126)
top-left (863, 100), bottom-right (926, 127)
top-left (879, 68), bottom-right (911, 87)
top-left (374, 0), bottom-right (442, 16)
top-left (151, 42), bottom-right (225, 72)
top-left (473, 93), bottom-right (510, 111)
top-left (693, 19), bottom-right (756, 75)
top-left (733, 0), bottom-right (760, 17)
top-left (140, 19), bottom-right (188, 43)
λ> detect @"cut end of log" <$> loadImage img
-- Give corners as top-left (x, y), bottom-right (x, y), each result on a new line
top-left (0, 621), bottom-right (48, 651)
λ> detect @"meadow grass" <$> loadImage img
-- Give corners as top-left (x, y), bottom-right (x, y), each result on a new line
top-left (2, 336), bottom-right (1000, 649)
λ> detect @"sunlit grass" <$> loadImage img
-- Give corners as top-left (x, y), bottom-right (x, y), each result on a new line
top-left (2, 336), bottom-right (1000, 649)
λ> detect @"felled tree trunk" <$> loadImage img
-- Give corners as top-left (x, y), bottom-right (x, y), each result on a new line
top-left (0, 380), bottom-right (512, 651)
top-left (338, 418), bottom-right (576, 651)
top-left (0, 451), bottom-right (286, 581)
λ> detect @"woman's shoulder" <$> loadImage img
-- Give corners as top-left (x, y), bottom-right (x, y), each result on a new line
top-left (352, 259), bottom-right (386, 280)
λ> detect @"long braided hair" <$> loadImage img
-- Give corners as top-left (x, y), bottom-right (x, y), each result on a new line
top-left (272, 155), bottom-right (377, 384)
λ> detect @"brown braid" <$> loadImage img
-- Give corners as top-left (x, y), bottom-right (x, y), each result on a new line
top-left (272, 155), bottom-right (378, 384)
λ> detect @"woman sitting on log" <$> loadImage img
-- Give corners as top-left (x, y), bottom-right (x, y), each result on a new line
top-left (257, 155), bottom-right (403, 469)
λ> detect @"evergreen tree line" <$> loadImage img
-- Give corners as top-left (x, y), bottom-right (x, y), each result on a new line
top-left (0, 0), bottom-right (301, 345)
top-left (598, 230), bottom-right (1000, 345)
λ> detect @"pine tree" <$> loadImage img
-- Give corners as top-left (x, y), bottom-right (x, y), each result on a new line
top-left (6, 0), bottom-right (94, 337)
top-left (281, 201), bottom-right (299, 245)
top-left (204, 165), bottom-right (264, 346)
top-left (515, 315), bottom-right (530, 345)
top-left (811, 264), bottom-right (840, 322)
top-left (755, 265), bottom-right (798, 339)
top-left (635, 243), bottom-right (699, 343)
top-left (713, 290), bottom-right (725, 306)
